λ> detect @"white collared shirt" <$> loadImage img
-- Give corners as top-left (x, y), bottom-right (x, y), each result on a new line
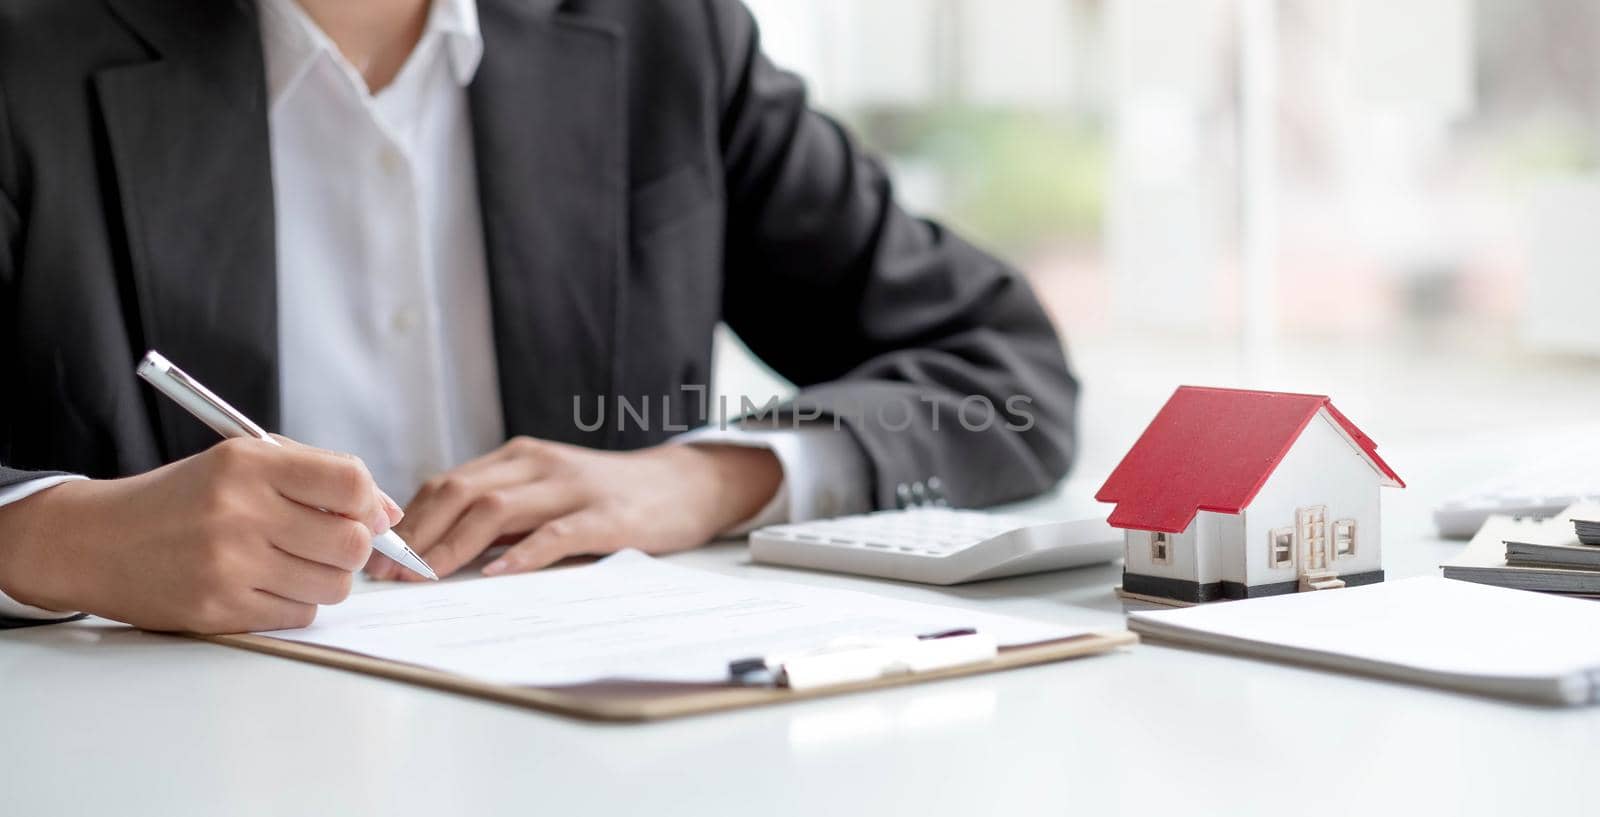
top-left (260, 0), bottom-right (504, 497)
top-left (0, 0), bottom-right (869, 621)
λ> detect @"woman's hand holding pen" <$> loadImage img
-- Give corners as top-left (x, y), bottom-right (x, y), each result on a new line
top-left (368, 437), bottom-right (782, 580)
top-left (0, 437), bottom-right (401, 633)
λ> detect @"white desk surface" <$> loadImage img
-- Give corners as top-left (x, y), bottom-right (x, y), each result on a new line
top-left (5, 428), bottom-right (1600, 816)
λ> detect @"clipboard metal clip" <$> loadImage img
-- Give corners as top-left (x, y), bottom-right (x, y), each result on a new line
top-left (727, 628), bottom-right (998, 691)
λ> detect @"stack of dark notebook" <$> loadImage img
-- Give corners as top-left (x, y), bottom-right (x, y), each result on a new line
top-left (1442, 503), bottom-right (1600, 597)
top-left (1576, 518), bottom-right (1600, 546)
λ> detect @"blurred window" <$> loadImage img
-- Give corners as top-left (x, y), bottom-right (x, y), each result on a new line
top-left (742, 0), bottom-right (1600, 359)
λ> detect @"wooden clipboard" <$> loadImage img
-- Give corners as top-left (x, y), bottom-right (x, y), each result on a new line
top-left (203, 630), bottom-right (1137, 722)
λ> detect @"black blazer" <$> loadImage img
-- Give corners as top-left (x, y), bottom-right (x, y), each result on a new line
top-left (0, 0), bottom-right (1078, 514)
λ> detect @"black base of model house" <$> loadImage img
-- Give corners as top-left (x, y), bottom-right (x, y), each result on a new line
top-left (1121, 570), bottom-right (1386, 604)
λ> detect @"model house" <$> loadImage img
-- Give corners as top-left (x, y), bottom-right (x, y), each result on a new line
top-left (1095, 386), bottom-right (1405, 604)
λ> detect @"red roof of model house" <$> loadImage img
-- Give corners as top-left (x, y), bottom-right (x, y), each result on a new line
top-left (1095, 387), bottom-right (1404, 534)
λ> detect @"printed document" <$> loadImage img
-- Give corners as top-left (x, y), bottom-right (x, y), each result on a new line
top-left (262, 551), bottom-right (1084, 686)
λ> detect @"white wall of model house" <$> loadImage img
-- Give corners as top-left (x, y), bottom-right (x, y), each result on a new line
top-left (1241, 410), bottom-right (1384, 584)
top-left (1122, 510), bottom-right (1240, 585)
top-left (1123, 410), bottom-right (1384, 587)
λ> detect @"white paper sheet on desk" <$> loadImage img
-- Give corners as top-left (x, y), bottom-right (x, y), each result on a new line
top-left (262, 550), bottom-right (1084, 686)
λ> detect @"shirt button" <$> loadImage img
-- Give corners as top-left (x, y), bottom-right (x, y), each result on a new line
top-left (391, 306), bottom-right (419, 334)
top-left (379, 146), bottom-right (405, 176)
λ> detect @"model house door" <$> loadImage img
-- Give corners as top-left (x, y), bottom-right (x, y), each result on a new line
top-left (1297, 505), bottom-right (1328, 571)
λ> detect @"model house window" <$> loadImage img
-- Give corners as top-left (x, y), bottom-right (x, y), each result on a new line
top-left (1333, 520), bottom-right (1357, 558)
top-left (1269, 528), bottom-right (1294, 568)
top-left (1151, 532), bottom-right (1172, 565)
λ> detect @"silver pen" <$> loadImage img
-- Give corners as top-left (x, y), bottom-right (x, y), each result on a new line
top-left (136, 350), bottom-right (438, 581)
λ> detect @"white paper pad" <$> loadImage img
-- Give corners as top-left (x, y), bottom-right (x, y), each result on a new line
top-left (262, 551), bottom-right (1084, 686)
top-left (1129, 577), bottom-right (1600, 705)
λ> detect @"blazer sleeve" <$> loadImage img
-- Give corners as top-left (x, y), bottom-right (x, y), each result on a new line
top-left (0, 76), bottom-right (64, 491)
top-left (707, 0), bottom-right (1079, 510)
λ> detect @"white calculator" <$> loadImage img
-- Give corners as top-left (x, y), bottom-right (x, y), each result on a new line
top-left (749, 508), bottom-right (1123, 585)
top-left (1429, 426), bottom-right (1600, 538)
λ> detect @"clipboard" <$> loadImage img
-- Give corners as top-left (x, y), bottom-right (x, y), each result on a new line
top-left (202, 630), bottom-right (1136, 722)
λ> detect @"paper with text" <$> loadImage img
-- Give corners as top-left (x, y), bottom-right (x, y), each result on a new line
top-left (261, 551), bottom-right (1084, 686)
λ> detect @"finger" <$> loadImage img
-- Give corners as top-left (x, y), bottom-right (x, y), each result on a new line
top-left (276, 436), bottom-right (407, 530)
top-left (411, 482), bottom-right (584, 580)
top-left (459, 439), bottom-right (533, 469)
top-left (255, 547), bottom-right (358, 606)
top-left (364, 505), bottom-right (411, 582)
top-left (270, 500), bottom-right (375, 572)
top-left (398, 458), bottom-right (545, 558)
top-left (473, 436), bottom-right (561, 467)
top-left (483, 510), bottom-right (617, 576)
top-left (265, 446), bottom-right (389, 534)
top-left (194, 589), bottom-right (318, 634)
top-left (363, 549), bottom-right (399, 580)
top-left (380, 492), bottom-right (404, 527)
top-left (243, 590), bottom-right (321, 632)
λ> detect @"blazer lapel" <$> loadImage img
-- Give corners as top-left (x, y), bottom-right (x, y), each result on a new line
top-left (96, 0), bottom-right (278, 460)
top-left (471, 0), bottom-right (625, 447)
